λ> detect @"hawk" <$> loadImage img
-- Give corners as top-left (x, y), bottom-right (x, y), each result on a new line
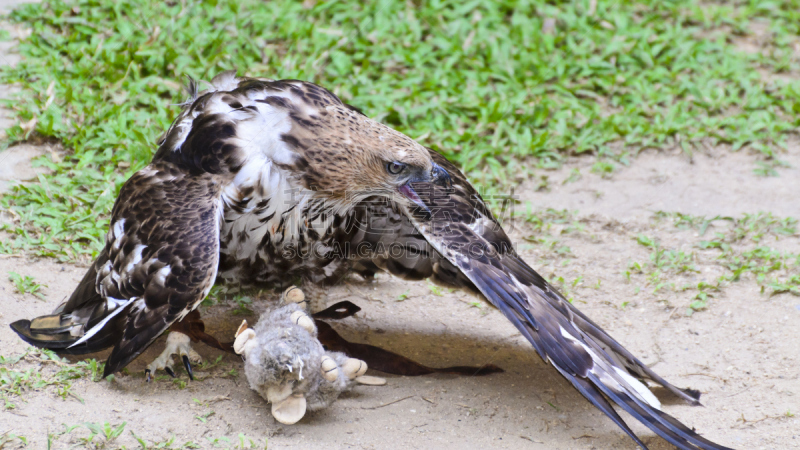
top-left (12, 71), bottom-right (732, 450)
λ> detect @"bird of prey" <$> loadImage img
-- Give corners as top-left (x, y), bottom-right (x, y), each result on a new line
top-left (11, 71), bottom-right (732, 450)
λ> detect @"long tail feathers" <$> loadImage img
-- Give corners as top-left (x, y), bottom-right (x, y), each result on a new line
top-left (8, 253), bottom-right (126, 356)
top-left (10, 310), bottom-right (125, 355)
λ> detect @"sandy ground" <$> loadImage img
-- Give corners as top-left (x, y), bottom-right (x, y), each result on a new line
top-left (3, 150), bottom-right (800, 450)
top-left (1, 3), bottom-right (800, 450)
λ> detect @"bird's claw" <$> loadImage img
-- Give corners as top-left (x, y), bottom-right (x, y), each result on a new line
top-left (145, 331), bottom-right (202, 381)
top-left (182, 354), bottom-right (194, 380)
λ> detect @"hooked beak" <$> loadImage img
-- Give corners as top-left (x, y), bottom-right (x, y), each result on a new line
top-left (431, 163), bottom-right (451, 188)
top-left (397, 163), bottom-right (451, 213)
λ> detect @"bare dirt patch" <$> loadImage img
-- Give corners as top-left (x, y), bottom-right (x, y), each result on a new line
top-left (0, 143), bottom-right (51, 194)
top-left (524, 146), bottom-right (800, 219)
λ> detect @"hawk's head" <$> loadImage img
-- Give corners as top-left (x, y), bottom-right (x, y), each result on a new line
top-left (286, 102), bottom-right (451, 211)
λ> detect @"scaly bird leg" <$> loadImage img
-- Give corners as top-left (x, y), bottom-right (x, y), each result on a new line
top-left (145, 331), bottom-right (202, 381)
top-left (145, 309), bottom-right (235, 382)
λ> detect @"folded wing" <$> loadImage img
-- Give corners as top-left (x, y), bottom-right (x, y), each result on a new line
top-left (11, 162), bottom-right (224, 378)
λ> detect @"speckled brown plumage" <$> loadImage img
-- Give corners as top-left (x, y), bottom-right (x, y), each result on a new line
top-left (10, 72), bottom-right (732, 450)
top-left (96, 163), bottom-right (226, 374)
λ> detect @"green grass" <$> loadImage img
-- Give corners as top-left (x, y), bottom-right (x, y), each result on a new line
top-left (44, 423), bottom-right (204, 449)
top-left (59, 421), bottom-right (127, 448)
top-left (0, 432), bottom-right (27, 449)
top-left (131, 432), bottom-right (202, 450)
top-left (201, 285), bottom-right (259, 315)
top-left (7, 271), bottom-right (47, 300)
top-left (2, 0), bottom-right (800, 260)
top-left (0, 348), bottom-right (105, 410)
top-left (629, 212), bottom-right (800, 314)
top-left (513, 208), bottom-right (798, 313)
top-left (519, 207), bottom-right (583, 256)
top-left (42, 422), bottom-right (264, 449)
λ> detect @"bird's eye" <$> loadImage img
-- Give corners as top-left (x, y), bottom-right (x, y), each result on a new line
top-left (386, 161), bottom-right (406, 175)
